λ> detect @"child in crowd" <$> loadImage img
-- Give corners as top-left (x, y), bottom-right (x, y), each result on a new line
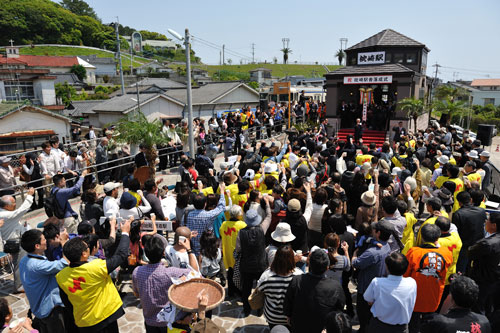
top-left (199, 230), bottom-right (225, 286)
top-left (0, 298), bottom-right (38, 333)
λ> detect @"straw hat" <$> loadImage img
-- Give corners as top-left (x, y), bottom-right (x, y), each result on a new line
top-left (361, 191), bottom-right (376, 206)
top-left (271, 223), bottom-right (296, 243)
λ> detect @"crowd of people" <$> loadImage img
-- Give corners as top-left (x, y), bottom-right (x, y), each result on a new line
top-left (0, 107), bottom-right (498, 333)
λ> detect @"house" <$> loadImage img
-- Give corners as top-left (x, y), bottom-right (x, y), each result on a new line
top-left (470, 79), bottom-right (500, 106)
top-left (192, 68), bottom-right (212, 86)
top-left (164, 81), bottom-right (259, 119)
top-left (88, 93), bottom-right (185, 127)
top-left (134, 61), bottom-right (174, 75)
top-left (54, 73), bottom-right (86, 90)
top-left (77, 55), bottom-right (116, 77)
top-left (132, 77), bottom-right (186, 89)
top-left (77, 57), bottom-right (96, 84)
top-left (249, 68), bottom-right (273, 86)
top-left (0, 104), bottom-right (74, 152)
top-left (87, 81), bottom-right (259, 127)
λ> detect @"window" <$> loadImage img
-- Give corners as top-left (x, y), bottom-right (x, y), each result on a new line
top-left (4, 81), bottom-right (34, 101)
top-left (484, 98), bottom-right (495, 106)
top-left (385, 53), bottom-right (392, 63)
top-left (349, 56), bottom-right (357, 65)
top-left (394, 53), bottom-right (404, 64)
top-left (406, 53), bottom-right (417, 64)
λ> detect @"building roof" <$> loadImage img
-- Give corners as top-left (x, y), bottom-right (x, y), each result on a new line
top-left (54, 73), bottom-right (85, 86)
top-left (249, 67), bottom-right (273, 72)
top-left (77, 57), bottom-right (96, 69)
top-left (0, 55), bottom-right (79, 67)
top-left (132, 77), bottom-right (186, 89)
top-left (327, 63), bottom-right (415, 76)
top-left (346, 29), bottom-right (429, 51)
top-left (470, 79), bottom-right (500, 87)
top-left (68, 100), bottom-right (103, 117)
top-left (164, 81), bottom-right (258, 104)
top-left (0, 104), bottom-right (74, 123)
top-left (77, 55), bottom-right (116, 65)
top-left (91, 93), bottom-right (183, 113)
top-left (109, 84), bottom-right (167, 98)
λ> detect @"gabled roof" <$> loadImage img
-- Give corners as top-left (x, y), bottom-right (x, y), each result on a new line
top-left (77, 57), bottom-right (96, 69)
top-left (68, 100), bottom-right (103, 117)
top-left (164, 82), bottom-right (258, 104)
top-left (0, 55), bottom-right (79, 67)
top-left (0, 104), bottom-right (74, 122)
top-left (471, 79), bottom-right (500, 87)
top-left (132, 77), bottom-right (186, 89)
top-left (54, 73), bottom-right (85, 86)
top-left (327, 63), bottom-right (415, 76)
top-left (77, 55), bottom-right (115, 65)
top-left (346, 29), bottom-right (429, 51)
top-left (109, 84), bottom-right (167, 98)
top-left (91, 93), bottom-right (184, 114)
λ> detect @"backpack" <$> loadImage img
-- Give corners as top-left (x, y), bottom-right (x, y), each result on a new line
top-left (44, 189), bottom-right (66, 219)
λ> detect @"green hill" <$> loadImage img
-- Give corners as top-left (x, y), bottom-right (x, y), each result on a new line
top-left (197, 63), bottom-right (341, 78)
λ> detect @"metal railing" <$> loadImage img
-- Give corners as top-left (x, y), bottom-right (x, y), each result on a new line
top-left (1, 120), bottom-right (289, 197)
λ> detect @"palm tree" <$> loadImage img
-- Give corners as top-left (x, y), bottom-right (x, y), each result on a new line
top-left (281, 47), bottom-right (292, 64)
top-left (398, 97), bottom-right (425, 131)
top-left (432, 99), bottom-right (468, 125)
top-left (113, 111), bottom-right (169, 172)
top-left (335, 49), bottom-right (346, 66)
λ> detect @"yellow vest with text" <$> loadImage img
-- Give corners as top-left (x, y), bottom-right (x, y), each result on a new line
top-left (56, 259), bottom-right (122, 328)
top-left (220, 220), bottom-right (247, 268)
top-left (438, 232), bottom-right (462, 285)
top-left (356, 154), bottom-right (374, 166)
top-left (415, 211), bottom-right (449, 247)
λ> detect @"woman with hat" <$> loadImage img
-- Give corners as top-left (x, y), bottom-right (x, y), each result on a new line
top-left (256, 245), bottom-right (303, 330)
top-left (235, 197), bottom-right (272, 316)
top-left (266, 223), bottom-right (296, 266)
top-left (355, 190), bottom-right (378, 231)
top-left (118, 191), bottom-right (151, 220)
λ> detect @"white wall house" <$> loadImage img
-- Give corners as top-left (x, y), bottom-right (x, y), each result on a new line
top-left (470, 79), bottom-right (500, 106)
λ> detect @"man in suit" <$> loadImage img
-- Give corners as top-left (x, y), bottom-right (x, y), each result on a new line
top-left (354, 118), bottom-right (363, 143)
top-left (392, 121), bottom-right (407, 143)
top-left (134, 143), bottom-right (148, 168)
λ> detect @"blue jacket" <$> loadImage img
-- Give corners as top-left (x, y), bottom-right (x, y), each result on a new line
top-left (52, 176), bottom-right (84, 218)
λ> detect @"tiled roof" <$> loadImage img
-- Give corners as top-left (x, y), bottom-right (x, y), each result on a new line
top-left (165, 81), bottom-right (257, 104)
top-left (326, 63), bottom-right (414, 76)
top-left (132, 78), bottom-right (186, 89)
top-left (470, 79), bottom-right (500, 87)
top-left (346, 29), bottom-right (428, 51)
top-left (0, 55), bottom-right (78, 67)
top-left (91, 93), bottom-right (166, 113)
top-left (68, 100), bottom-right (103, 116)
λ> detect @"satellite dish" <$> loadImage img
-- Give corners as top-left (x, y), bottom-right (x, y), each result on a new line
top-left (168, 29), bottom-right (183, 41)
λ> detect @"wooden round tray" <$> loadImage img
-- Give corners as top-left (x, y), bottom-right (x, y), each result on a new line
top-left (168, 278), bottom-right (225, 312)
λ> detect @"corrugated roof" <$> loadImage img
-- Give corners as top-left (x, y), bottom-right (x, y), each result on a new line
top-left (470, 79), bottom-right (500, 87)
top-left (327, 63), bottom-right (414, 76)
top-left (346, 29), bottom-right (428, 51)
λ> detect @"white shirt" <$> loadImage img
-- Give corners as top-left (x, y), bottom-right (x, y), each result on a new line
top-left (103, 196), bottom-right (120, 218)
top-left (51, 148), bottom-right (66, 172)
top-left (88, 130), bottom-right (96, 140)
top-left (364, 275), bottom-right (417, 325)
top-left (39, 151), bottom-right (60, 176)
top-left (0, 195), bottom-right (33, 240)
top-left (64, 156), bottom-right (83, 173)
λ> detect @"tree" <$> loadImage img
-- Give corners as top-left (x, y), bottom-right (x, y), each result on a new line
top-left (335, 49), bottom-right (346, 66)
top-left (113, 111), bottom-right (169, 171)
top-left (281, 47), bottom-right (292, 64)
top-left (398, 97), bottom-right (425, 131)
top-left (434, 85), bottom-right (470, 102)
top-left (60, 0), bottom-right (99, 21)
top-left (248, 81), bottom-right (259, 90)
top-left (433, 99), bottom-right (467, 125)
top-left (55, 82), bottom-right (76, 106)
top-left (70, 64), bottom-right (86, 81)
top-left (227, 58), bottom-right (232, 65)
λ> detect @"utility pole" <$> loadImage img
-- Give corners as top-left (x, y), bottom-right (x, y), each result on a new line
top-left (115, 19), bottom-right (125, 95)
top-left (222, 44), bottom-right (225, 65)
top-left (428, 62), bottom-right (441, 126)
top-left (251, 43), bottom-right (255, 63)
top-left (184, 29), bottom-right (194, 156)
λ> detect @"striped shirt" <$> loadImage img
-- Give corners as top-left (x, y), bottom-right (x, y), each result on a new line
top-left (257, 268), bottom-right (303, 325)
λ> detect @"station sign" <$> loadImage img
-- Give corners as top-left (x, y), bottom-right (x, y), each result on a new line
top-left (343, 75), bottom-right (392, 85)
top-left (357, 51), bottom-right (385, 65)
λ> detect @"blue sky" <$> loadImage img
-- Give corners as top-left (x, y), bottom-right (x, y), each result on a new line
top-left (84, 0), bottom-right (500, 82)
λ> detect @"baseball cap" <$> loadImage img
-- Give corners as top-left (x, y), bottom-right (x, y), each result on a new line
top-left (103, 182), bottom-right (120, 192)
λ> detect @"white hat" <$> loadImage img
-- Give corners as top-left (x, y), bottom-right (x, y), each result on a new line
top-left (404, 177), bottom-right (417, 192)
top-left (0, 156), bottom-right (12, 164)
top-left (219, 162), bottom-right (229, 170)
top-left (480, 151), bottom-right (490, 158)
top-left (361, 162), bottom-right (371, 170)
top-left (271, 223), bottom-right (296, 243)
top-left (103, 182), bottom-right (120, 192)
top-left (243, 169), bottom-right (255, 180)
top-left (264, 161), bottom-right (278, 174)
top-left (361, 191), bottom-right (377, 206)
top-left (391, 167), bottom-right (402, 176)
top-left (437, 155), bottom-right (449, 165)
top-left (467, 150), bottom-right (478, 159)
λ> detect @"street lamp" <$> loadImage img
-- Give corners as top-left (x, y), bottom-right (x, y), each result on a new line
top-left (168, 28), bottom-right (194, 156)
